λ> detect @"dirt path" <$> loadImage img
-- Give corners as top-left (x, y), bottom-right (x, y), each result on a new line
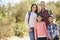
top-left (1, 36), bottom-right (30, 40)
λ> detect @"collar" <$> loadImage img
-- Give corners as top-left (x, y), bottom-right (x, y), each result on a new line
top-left (48, 23), bottom-right (57, 27)
top-left (41, 9), bottom-right (47, 12)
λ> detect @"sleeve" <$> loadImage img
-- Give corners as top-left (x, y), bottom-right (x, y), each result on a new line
top-left (25, 12), bottom-right (30, 29)
top-left (34, 24), bottom-right (37, 40)
top-left (53, 25), bottom-right (59, 38)
top-left (47, 25), bottom-right (51, 38)
top-left (43, 22), bottom-right (48, 37)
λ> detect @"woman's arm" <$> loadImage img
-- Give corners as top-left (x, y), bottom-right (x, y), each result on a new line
top-left (25, 12), bottom-right (29, 29)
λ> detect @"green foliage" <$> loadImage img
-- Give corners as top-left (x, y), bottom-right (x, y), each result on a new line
top-left (46, 2), bottom-right (60, 21)
top-left (15, 22), bottom-right (28, 37)
top-left (0, 12), bottom-right (16, 38)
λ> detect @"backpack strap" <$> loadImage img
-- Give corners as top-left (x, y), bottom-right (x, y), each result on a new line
top-left (48, 10), bottom-right (51, 16)
top-left (28, 11), bottom-right (31, 24)
top-left (48, 10), bottom-right (53, 16)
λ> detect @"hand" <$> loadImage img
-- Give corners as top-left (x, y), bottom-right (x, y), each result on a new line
top-left (50, 38), bottom-right (54, 40)
top-left (29, 29), bottom-right (32, 32)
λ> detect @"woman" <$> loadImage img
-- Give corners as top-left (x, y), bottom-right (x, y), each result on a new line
top-left (25, 4), bottom-right (38, 40)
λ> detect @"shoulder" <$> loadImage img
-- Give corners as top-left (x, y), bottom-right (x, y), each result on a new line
top-left (54, 24), bottom-right (59, 27)
top-left (27, 11), bottom-right (31, 14)
top-left (45, 8), bottom-right (51, 11)
top-left (38, 10), bottom-right (42, 14)
top-left (26, 11), bottom-right (31, 15)
top-left (26, 12), bottom-right (29, 15)
top-left (46, 8), bottom-right (51, 10)
top-left (34, 22), bottom-right (38, 27)
top-left (53, 24), bottom-right (59, 30)
top-left (46, 9), bottom-right (53, 13)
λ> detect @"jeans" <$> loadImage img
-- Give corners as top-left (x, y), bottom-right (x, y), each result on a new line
top-left (29, 27), bottom-right (35, 40)
top-left (37, 37), bottom-right (47, 40)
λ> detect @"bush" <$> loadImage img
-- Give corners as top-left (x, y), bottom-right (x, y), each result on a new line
top-left (15, 22), bottom-right (28, 37)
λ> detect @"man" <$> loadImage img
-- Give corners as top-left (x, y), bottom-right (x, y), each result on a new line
top-left (39, 1), bottom-right (53, 26)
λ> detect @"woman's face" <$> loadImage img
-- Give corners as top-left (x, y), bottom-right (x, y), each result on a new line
top-left (49, 17), bottom-right (54, 23)
top-left (32, 5), bottom-right (37, 12)
top-left (37, 16), bottom-right (42, 22)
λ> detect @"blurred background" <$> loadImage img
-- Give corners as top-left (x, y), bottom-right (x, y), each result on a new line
top-left (0, 0), bottom-right (60, 40)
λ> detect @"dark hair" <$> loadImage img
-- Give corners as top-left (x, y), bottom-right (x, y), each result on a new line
top-left (49, 16), bottom-right (54, 19)
top-left (31, 4), bottom-right (38, 13)
top-left (37, 14), bottom-right (42, 17)
top-left (40, 1), bottom-right (45, 4)
top-left (37, 14), bottom-right (42, 22)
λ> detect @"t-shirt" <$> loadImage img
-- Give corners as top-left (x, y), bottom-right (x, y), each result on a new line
top-left (25, 12), bottom-right (37, 29)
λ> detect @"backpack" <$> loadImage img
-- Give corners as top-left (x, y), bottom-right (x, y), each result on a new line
top-left (28, 11), bottom-right (31, 24)
top-left (48, 10), bottom-right (52, 16)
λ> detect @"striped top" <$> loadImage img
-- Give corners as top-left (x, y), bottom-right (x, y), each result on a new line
top-left (34, 22), bottom-right (48, 39)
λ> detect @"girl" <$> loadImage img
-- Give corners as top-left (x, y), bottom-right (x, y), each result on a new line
top-left (47, 16), bottom-right (59, 40)
top-left (34, 15), bottom-right (48, 40)
top-left (25, 4), bottom-right (38, 40)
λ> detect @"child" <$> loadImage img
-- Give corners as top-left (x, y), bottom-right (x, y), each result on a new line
top-left (34, 15), bottom-right (48, 40)
top-left (47, 16), bottom-right (59, 40)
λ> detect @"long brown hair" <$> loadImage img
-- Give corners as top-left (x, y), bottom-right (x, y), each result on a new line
top-left (31, 4), bottom-right (38, 13)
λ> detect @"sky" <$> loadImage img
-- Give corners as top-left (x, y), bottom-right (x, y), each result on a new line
top-left (39, 0), bottom-right (59, 2)
top-left (0, 0), bottom-right (23, 6)
top-left (0, 0), bottom-right (60, 6)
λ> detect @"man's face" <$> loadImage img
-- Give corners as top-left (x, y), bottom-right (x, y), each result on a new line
top-left (40, 2), bottom-right (45, 9)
